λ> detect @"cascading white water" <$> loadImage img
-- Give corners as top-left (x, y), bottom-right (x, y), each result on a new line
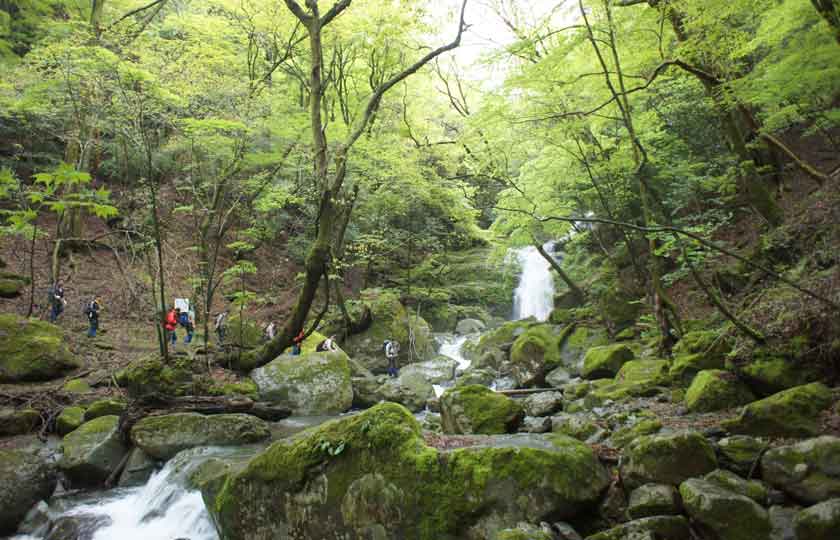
top-left (512, 243), bottom-right (556, 321)
top-left (433, 334), bottom-right (472, 397)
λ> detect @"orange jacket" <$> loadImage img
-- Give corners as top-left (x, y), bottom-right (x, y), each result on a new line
top-left (164, 310), bottom-right (178, 331)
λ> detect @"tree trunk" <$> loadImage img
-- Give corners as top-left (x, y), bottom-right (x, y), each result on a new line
top-left (534, 242), bottom-right (585, 306)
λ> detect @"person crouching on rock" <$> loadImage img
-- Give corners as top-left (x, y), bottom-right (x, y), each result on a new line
top-left (316, 335), bottom-right (338, 352)
top-left (384, 339), bottom-right (400, 377)
top-left (164, 307), bottom-right (179, 345)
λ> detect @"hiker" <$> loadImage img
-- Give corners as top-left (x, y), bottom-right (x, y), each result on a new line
top-left (384, 339), bottom-right (400, 377)
top-left (84, 297), bottom-right (101, 338)
top-left (179, 308), bottom-right (194, 344)
top-left (263, 321), bottom-right (276, 342)
top-left (214, 310), bottom-right (228, 344)
top-left (165, 307), bottom-right (180, 345)
top-left (291, 329), bottom-right (305, 355)
top-left (49, 281), bottom-right (66, 322)
top-left (316, 335), bottom-right (338, 352)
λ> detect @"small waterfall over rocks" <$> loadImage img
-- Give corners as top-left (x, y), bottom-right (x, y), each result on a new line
top-left (512, 243), bottom-right (556, 321)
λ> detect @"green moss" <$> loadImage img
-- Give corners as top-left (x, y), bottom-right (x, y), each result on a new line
top-left (736, 349), bottom-right (818, 396)
top-left (669, 353), bottom-right (724, 386)
top-left (119, 355), bottom-right (194, 398)
top-left (440, 385), bottom-right (523, 434)
top-left (685, 370), bottom-right (755, 413)
top-left (582, 344), bottom-right (634, 380)
top-left (226, 315), bottom-right (262, 349)
top-left (794, 499), bottom-right (840, 540)
top-left (621, 431), bottom-right (717, 488)
top-left (0, 278), bottom-right (24, 298)
top-left (0, 408), bottom-right (41, 436)
top-left (704, 469), bottom-right (767, 504)
top-left (609, 419), bottom-right (662, 448)
top-left (208, 378), bottom-right (259, 398)
top-left (679, 478), bottom-right (771, 540)
top-left (62, 378), bottom-right (91, 393)
top-left (0, 314), bottom-right (79, 383)
top-left (508, 324), bottom-right (571, 386)
top-left (84, 399), bottom-right (127, 420)
top-left (673, 331), bottom-right (732, 359)
top-left (56, 406), bottom-right (85, 435)
top-left (722, 382), bottom-right (833, 437)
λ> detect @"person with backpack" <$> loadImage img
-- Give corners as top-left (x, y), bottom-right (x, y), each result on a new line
top-left (164, 307), bottom-right (180, 345)
top-left (178, 308), bottom-right (194, 344)
top-left (384, 339), bottom-right (400, 377)
top-left (49, 281), bottom-right (66, 323)
top-left (214, 310), bottom-right (228, 344)
top-left (316, 335), bottom-right (338, 352)
top-left (291, 329), bottom-right (305, 355)
top-left (84, 297), bottom-right (101, 338)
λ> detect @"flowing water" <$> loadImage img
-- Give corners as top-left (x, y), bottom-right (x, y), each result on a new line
top-left (512, 243), bottom-right (556, 321)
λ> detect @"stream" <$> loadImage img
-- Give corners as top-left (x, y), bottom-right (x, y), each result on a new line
top-left (9, 245), bottom-right (557, 540)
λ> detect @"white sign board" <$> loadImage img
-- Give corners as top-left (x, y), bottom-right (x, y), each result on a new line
top-left (174, 298), bottom-right (190, 312)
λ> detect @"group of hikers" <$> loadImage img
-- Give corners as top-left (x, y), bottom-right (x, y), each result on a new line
top-left (46, 281), bottom-right (101, 338)
top-left (46, 282), bottom-right (402, 372)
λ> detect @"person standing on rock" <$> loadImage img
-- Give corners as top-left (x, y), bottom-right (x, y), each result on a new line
top-left (214, 310), bottom-right (228, 344)
top-left (263, 321), bottom-right (276, 342)
top-left (165, 307), bottom-right (179, 345)
top-left (291, 329), bottom-right (305, 355)
top-left (49, 281), bottom-right (66, 322)
top-left (84, 297), bottom-right (101, 338)
top-left (384, 339), bottom-right (400, 377)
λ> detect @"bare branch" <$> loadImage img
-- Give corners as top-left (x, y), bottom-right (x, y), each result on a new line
top-left (321, 0), bottom-right (352, 27)
top-left (105, 0), bottom-right (167, 32)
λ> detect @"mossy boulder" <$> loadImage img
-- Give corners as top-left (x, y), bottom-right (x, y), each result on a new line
top-left (117, 448), bottom-right (156, 487)
top-left (626, 483), bottom-right (681, 519)
top-left (508, 324), bottom-right (566, 387)
top-left (669, 353), bottom-right (725, 385)
top-left (130, 413), bottom-right (270, 460)
top-left (251, 350), bottom-right (353, 415)
top-left (341, 289), bottom-right (436, 373)
top-left (597, 290), bottom-right (642, 332)
top-left (0, 449), bottom-right (56, 536)
top-left (550, 413), bottom-right (602, 443)
top-left (590, 359), bottom-right (669, 402)
top-left (207, 378), bottom-right (259, 398)
top-left (581, 344), bottom-right (634, 380)
top-left (56, 406), bottom-right (85, 436)
top-left (735, 350), bottom-right (818, 397)
top-left (440, 385), bottom-right (524, 434)
top-left (208, 403), bottom-right (610, 540)
top-left (455, 318), bottom-right (486, 335)
top-left (716, 436), bottom-right (767, 476)
top-left (673, 330), bottom-right (732, 359)
top-left (621, 431), bottom-right (718, 489)
top-left (704, 469), bottom-right (768, 504)
top-left (399, 356), bottom-right (457, 384)
top-left (0, 314), bottom-right (79, 383)
top-left (522, 391), bottom-right (564, 417)
top-left (761, 436), bottom-right (840, 504)
top-left (585, 516), bottom-right (690, 540)
top-left (59, 415), bottom-right (128, 487)
top-left (118, 355), bottom-right (194, 398)
top-left (793, 498), bottom-right (840, 540)
top-left (559, 326), bottom-right (609, 375)
top-left (496, 524), bottom-right (553, 540)
top-left (609, 418), bottom-right (662, 449)
top-left (353, 372), bottom-right (435, 413)
top-left (685, 370), bottom-right (755, 413)
top-left (62, 378), bottom-right (91, 393)
top-left (0, 277), bottom-right (26, 298)
top-left (226, 315), bottom-right (263, 349)
top-left (455, 367), bottom-right (498, 387)
top-left (679, 478), bottom-right (771, 540)
top-left (84, 399), bottom-right (127, 420)
top-left (463, 318), bottom-right (535, 363)
top-left (722, 383), bottom-right (833, 438)
top-left (0, 408), bottom-right (41, 436)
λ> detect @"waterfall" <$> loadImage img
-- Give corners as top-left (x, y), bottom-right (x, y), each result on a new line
top-left (512, 243), bottom-right (556, 321)
top-left (433, 334), bottom-right (472, 397)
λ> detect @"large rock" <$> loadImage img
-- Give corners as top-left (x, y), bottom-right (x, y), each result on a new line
top-left (673, 331), bottom-right (732, 359)
top-left (722, 383), bottom-right (833, 437)
top-left (704, 469), bottom-right (768, 504)
top-left (522, 391), bottom-right (564, 417)
top-left (680, 478), bottom-right (771, 540)
top-left (251, 350), bottom-right (353, 414)
top-left (508, 324), bottom-right (566, 387)
top-left (117, 355), bottom-right (194, 398)
top-left (130, 412), bottom-right (270, 460)
top-left (440, 385), bottom-right (524, 434)
top-left (737, 351), bottom-right (818, 397)
top-left (717, 435), bottom-right (766, 476)
top-left (56, 406), bottom-right (85, 436)
top-left (59, 415), bottom-right (128, 487)
top-left (118, 448), bottom-right (156, 487)
top-left (669, 353), bottom-right (725, 385)
top-left (400, 356), bottom-right (457, 384)
top-left (0, 449), bottom-right (56, 536)
top-left (456, 318), bottom-right (486, 335)
top-left (0, 408), bottom-right (41, 436)
top-left (341, 290), bottom-right (436, 373)
top-left (353, 372), bottom-right (434, 413)
top-left (621, 431), bottom-right (717, 489)
top-left (0, 314), bottom-right (79, 382)
top-left (685, 370), bottom-right (755, 412)
top-left (793, 498), bottom-right (840, 540)
top-left (207, 403), bottom-right (611, 540)
top-left (585, 516), bottom-right (691, 540)
top-left (626, 483), bottom-right (681, 519)
top-left (84, 399), bottom-right (127, 421)
top-left (558, 326), bottom-right (609, 376)
top-left (581, 344), bottom-right (634, 380)
top-left (590, 360), bottom-right (669, 401)
top-left (761, 436), bottom-right (840, 504)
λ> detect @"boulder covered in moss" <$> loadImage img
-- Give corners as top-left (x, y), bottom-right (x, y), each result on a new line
top-left (669, 353), bottom-right (725, 385)
top-left (508, 324), bottom-right (566, 387)
top-left (722, 382), bottom-right (833, 438)
top-left (716, 436), bottom-right (766, 477)
top-left (455, 318), bottom-right (486, 335)
top-left (399, 356), bottom-right (457, 384)
top-left (84, 399), bottom-right (127, 420)
top-left (522, 391), bottom-right (564, 417)
top-left (0, 314), bottom-right (79, 383)
top-left (0, 408), bottom-right (41, 436)
top-left (341, 289), bottom-right (436, 373)
top-left (794, 498), bottom-right (840, 540)
top-left (130, 412), bottom-right (270, 460)
top-left (118, 355), bottom-right (194, 398)
top-left (117, 448), bottom-right (156, 487)
top-left (581, 344), bottom-right (634, 380)
top-left (736, 349), bottom-right (818, 397)
top-left (207, 403), bottom-right (610, 540)
top-left (621, 431), bottom-right (717, 489)
top-left (609, 418), bottom-right (662, 449)
top-left (56, 406), bottom-right (85, 436)
top-left (440, 385), bottom-right (523, 434)
top-left (0, 277), bottom-right (26, 298)
top-left (59, 415), bottom-right (128, 487)
top-left (679, 478), bottom-right (771, 540)
top-left (558, 326), bottom-right (609, 376)
top-left (761, 436), bottom-right (840, 504)
top-left (496, 524), bottom-right (554, 540)
top-left (251, 350), bottom-right (353, 415)
top-left (353, 371), bottom-right (435, 413)
top-left (685, 370), bottom-right (755, 413)
top-left (585, 516), bottom-right (690, 540)
top-left (704, 469), bottom-right (767, 504)
top-left (0, 449), bottom-right (56, 535)
top-left (627, 483), bottom-right (681, 519)
top-left (673, 330), bottom-right (732, 359)
top-left (590, 359), bottom-right (669, 402)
